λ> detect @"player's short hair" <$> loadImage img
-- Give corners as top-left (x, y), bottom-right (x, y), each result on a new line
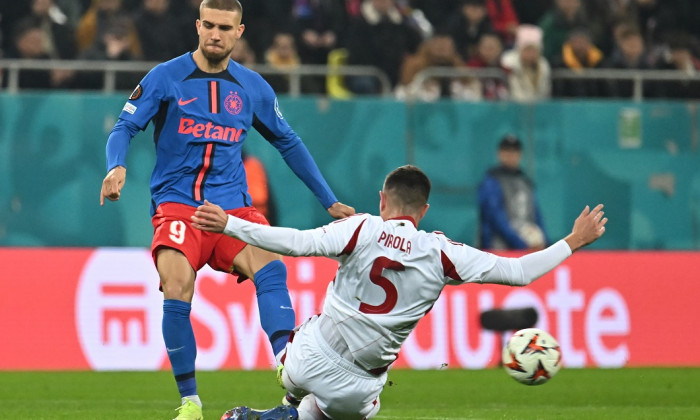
top-left (383, 165), bottom-right (431, 211)
top-left (200, 0), bottom-right (242, 14)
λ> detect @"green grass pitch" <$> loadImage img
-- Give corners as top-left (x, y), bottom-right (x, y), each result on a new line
top-left (2, 368), bottom-right (698, 419)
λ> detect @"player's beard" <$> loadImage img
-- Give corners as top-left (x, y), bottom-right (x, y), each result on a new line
top-left (201, 44), bottom-right (234, 67)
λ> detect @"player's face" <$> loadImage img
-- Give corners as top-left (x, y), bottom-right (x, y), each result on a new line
top-left (196, 7), bottom-right (245, 64)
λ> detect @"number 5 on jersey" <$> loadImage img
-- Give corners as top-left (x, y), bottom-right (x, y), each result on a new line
top-left (359, 257), bottom-right (405, 315)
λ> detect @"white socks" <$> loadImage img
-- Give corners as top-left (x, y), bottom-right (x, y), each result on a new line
top-left (183, 395), bottom-right (202, 408)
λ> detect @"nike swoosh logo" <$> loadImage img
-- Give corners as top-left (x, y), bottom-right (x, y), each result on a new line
top-left (178, 97), bottom-right (198, 106)
top-left (166, 346), bottom-right (185, 353)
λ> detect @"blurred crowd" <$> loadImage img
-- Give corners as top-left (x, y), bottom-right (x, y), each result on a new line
top-left (1, 0), bottom-right (699, 99)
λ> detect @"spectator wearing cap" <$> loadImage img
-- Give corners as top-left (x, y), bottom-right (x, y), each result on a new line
top-left (500, 24), bottom-right (551, 101)
top-left (477, 134), bottom-right (548, 250)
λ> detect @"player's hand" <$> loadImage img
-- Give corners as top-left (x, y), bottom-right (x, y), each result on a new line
top-left (564, 204), bottom-right (607, 252)
top-left (191, 200), bottom-right (228, 233)
top-left (328, 202), bottom-right (355, 219)
top-left (100, 166), bottom-right (126, 206)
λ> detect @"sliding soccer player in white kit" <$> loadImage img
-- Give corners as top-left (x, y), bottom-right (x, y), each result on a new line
top-left (192, 165), bottom-right (607, 420)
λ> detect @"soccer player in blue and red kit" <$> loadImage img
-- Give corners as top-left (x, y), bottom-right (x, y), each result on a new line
top-left (99, 1), bottom-right (354, 419)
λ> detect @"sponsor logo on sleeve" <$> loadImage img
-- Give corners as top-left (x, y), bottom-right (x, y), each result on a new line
top-left (129, 84), bottom-right (143, 100)
top-left (123, 102), bottom-right (137, 114)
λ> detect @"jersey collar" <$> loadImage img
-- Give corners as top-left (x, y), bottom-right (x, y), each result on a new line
top-left (388, 216), bottom-right (417, 228)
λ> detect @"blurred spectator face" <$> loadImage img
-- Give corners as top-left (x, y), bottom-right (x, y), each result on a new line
top-left (519, 45), bottom-right (540, 67)
top-left (371, 0), bottom-right (394, 15)
top-left (231, 37), bottom-right (255, 65)
top-left (17, 27), bottom-right (47, 58)
top-left (462, 3), bottom-right (486, 24)
top-left (32, 0), bottom-right (53, 17)
top-left (478, 34), bottom-right (503, 65)
top-left (498, 148), bottom-right (522, 169)
top-left (555, 0), bottom-right (581, 18)
top-left (144, 0), bottom-right (169, 15)
top-left (612, 21), bottom-right (638, 47)
top-left (569, 32), bottom-right (592, 60)
top-left (271, 33), bottom-right (296, 60)
top-left (98, 0), bottom-right (123, 13)
top-left (427, 36), bottom-right (458, 65)
top-left (620, 33), bottom-right (644, 62)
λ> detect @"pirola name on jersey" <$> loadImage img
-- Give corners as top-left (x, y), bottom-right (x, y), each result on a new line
top-left (378, 231), bottom-right (412, 254)
top-left (178, 117), bottom-right (243, 142)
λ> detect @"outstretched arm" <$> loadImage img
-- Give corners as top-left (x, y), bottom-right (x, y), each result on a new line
top-left (100, 119), bottom-right (139, 205)
top-left (479, 204), bottom-right (607, 285)
top-left (191, 200), bottom-right (358, 256)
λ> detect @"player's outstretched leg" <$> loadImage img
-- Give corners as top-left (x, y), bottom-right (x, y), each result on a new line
top-left (220, 405), bottom-right (298, 420)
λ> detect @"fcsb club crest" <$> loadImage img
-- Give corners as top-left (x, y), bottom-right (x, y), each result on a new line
top-left (225, 91), bottom-right (243, 115)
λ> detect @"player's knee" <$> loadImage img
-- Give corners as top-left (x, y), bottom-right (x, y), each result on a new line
top-left (253, 260), bottom-right (288, 294)
top-left (233, 245), bottom-right (281, 278)
top-left (160, 279), bottom-right (195, 301)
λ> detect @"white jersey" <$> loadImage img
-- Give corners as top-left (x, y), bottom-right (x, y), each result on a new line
top-left (224, 212), bottom-right (572, 371)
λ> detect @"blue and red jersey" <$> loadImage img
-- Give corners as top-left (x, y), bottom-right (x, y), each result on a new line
top-left (106, 52), bottom-right (337, 214)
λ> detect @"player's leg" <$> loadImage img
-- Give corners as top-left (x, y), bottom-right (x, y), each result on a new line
top-left (232, 245), bottom-right (295, 360)
top-left (288, 317), bottom-right (384, 420)
top-left (211, 206), bottom-right (295, 362)
top-left (152, 203), bottom-right (206, 419)
top-left (158, 248), bottom-right (202, 419)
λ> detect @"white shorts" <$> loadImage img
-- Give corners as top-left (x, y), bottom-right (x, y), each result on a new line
top-left (281, 315), bottom-right (387, 419)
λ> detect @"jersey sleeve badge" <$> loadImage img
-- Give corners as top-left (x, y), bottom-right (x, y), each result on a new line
top-left (129, 84), bottom-right (143, 100)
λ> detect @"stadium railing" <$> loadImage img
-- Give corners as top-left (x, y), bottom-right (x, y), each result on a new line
top-left (407, 67), bottom-right (700, 101)
top-left (2, 59), bottom-right (699, 101)
top-left (0, 58), bottom-right (393, 96)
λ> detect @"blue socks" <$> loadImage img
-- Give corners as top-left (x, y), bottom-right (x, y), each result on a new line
top-left (162, 261), bottom-right (293, 400)
top-left (163, 299), bottom-right (197, 398)
top-left (254, 260), bottom-right (295, 355)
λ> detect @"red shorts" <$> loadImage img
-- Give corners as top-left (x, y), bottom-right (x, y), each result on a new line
top-left (151, 202), bottom-right (270, 274)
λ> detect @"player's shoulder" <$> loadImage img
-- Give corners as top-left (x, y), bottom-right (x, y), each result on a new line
top-left (227, 60), bottom-right (266, 84)
top-left (427, 230), bottom-right (467, 248)
top-left (149, 53), bottom-right (196, 80)
top-left (330, 212), bottom-right (375, 227)
top-left (325, 213), bottom-right (375, 234)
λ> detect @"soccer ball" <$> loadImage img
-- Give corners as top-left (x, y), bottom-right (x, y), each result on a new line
top-left (502, 328), bottom-right (561, 385)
